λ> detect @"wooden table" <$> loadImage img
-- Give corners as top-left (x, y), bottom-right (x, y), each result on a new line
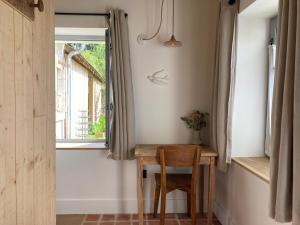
top-left (135, 145), bottom-right (218, 225)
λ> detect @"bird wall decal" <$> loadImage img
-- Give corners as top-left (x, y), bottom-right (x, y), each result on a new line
top-left (147, 69), bottom-right (168, 85)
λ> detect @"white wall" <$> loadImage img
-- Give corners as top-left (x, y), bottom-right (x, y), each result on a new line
top-left (231, 10), bottom-right (270, 157)
top-left (239, 0), bottom-right (256, 12)
top-left (70, 63), bottom-right (89, 139)
top-left (55, 0), bottom-right (219, 214)
top-left (215, 163), bottom-right (291, 225)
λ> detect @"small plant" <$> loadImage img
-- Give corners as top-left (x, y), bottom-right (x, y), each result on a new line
top-left (181, 111), bottom-right (209, 131)
top-left (89, 114), bottom-right (106, 139)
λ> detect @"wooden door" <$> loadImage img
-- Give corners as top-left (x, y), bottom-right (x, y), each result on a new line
top-left (0, 0), bottom-right (55, 225)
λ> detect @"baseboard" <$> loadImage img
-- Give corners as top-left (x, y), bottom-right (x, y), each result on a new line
top-left (56, 198), bottom-right (190, 214)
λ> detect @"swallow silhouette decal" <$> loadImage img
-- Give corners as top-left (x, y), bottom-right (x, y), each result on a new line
top-left (147, 69), bottom-right (168, 85)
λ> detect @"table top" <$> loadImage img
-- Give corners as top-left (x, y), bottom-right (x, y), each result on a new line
top-left (135, 144), bottom-right (218, 158)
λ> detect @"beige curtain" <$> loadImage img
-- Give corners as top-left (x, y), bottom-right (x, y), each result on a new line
top-left (210, 0), bottom-right (238, 171)
top-left (270, 0), bottom-right (300, 224)
top-left (108, 9), bottom-right (135, 160)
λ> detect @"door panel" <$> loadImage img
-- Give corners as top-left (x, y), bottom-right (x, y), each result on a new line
top-left (15, 11), bottom-right (35, 225)
top-left (33, 0), bottom-right (55, 224)
top-left (0, 2), bottom-right (17, 225)
top-left (0, 0), bottom-right (55, 225)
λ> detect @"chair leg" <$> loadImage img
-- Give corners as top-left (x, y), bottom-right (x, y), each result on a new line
top-left (187, 192), bottom-right (191, 217)
top-left (191, 191), bottom-right (196, 225)
top-left (160, 189), bottom-right (166, 225)
top-left (153, 184), bottom-right (160, 217)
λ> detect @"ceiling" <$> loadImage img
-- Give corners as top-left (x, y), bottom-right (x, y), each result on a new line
top-left (240, 0), bottom-right (278, 18)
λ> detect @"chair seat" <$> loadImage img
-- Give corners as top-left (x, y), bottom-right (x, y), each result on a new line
top-left (154, 173), bottom-right (192, 192)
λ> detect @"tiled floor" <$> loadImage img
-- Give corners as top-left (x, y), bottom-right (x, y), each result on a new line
top-left (56, 213), bottom-right (221, 225)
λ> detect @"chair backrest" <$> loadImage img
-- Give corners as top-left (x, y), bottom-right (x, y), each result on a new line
top-left (157, 145), bottom-right (201, 168)
top-left (157, 145), bottom-right (201, 193)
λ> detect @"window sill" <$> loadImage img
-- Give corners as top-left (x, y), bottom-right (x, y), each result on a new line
top-left (56, 142), bottom-right (108, 150)
top-left (232, 157), bottom-right (270, 183)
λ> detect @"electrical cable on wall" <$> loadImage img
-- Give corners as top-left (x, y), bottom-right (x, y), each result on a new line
top-left (137, 0), bottom-right (166, 44)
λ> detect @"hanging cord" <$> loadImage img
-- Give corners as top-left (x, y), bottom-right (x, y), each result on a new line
top-left (172, 0), bottom-right (175, 35)
top-left (143, 0), bottom-right (166, 41)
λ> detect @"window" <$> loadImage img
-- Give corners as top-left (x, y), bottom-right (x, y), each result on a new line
top-left (55, 28), bottom-right (109, 149)
top-left (265, 16), bottom-right (277, 156)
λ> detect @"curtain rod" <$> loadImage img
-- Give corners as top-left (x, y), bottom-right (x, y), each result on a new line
top-left (55, 12), bottom-right (128, 18)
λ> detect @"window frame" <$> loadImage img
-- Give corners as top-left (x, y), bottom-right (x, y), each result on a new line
top-left (264, 16), bottom-right (277, 157)
top-left (55, 28), bottom-right (110, 150)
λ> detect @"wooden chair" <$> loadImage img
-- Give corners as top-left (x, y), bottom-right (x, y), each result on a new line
top-left (153, 145), bottom-right (201, 225)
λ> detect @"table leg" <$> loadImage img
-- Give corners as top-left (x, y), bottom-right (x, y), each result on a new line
top-left (199, 165), bottom-right (204, 215)
top-left (207, 158), bottom-right (216, 225)
top-left (137, 158), bottom-right (144, 225)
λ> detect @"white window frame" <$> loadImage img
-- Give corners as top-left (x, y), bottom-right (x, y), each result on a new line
top-left (265, 16), bottom-right (277, 156)
top-left (55, 29), bottom-right (110, 150)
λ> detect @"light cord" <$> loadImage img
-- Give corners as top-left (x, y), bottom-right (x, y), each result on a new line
top-left (172, 0), bottom-right (175, 35)
top-left (143, 0), bottom-right (166, 41)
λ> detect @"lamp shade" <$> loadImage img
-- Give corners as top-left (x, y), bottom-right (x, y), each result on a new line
top-left (163, 35), bottom-right (182, 47)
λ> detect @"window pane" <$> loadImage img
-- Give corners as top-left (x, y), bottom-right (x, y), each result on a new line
top-left (55, 41), bottom-right (106, 142)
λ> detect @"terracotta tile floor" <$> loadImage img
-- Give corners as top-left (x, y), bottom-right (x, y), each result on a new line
top-left (56, 213), bottom-right (221, 225)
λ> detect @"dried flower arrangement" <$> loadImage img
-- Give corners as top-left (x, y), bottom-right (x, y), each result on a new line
top-left (181, 111), bottom-right (209, 131)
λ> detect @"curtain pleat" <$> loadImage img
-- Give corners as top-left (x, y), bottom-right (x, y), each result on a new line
top-left (109, 9), bottom-right (135, 160)
top-left (270, 0), bottom-right (300, 224)
top-left (210, 0), bottom-right (238, 171)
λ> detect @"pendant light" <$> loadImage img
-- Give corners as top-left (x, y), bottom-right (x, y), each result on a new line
top-left (164, 0), bottom-right (182, 47)
top-left (137, 0), bottom-right (182, 47)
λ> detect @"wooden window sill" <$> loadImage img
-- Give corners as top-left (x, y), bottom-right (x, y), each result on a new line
top-left (56, 142), bottom-right (107, 150)
top-left (232, 157), bottom-right (270, 183)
